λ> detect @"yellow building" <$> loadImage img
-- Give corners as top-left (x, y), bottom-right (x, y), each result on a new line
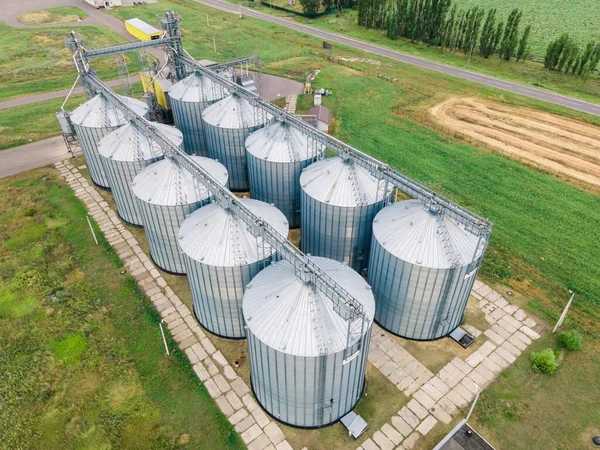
top-left (125, 18), bottom-right (161, 41)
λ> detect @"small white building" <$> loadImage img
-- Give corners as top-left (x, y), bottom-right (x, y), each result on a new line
top-left (85, 0), bottom-right (122, 9)
top-left (309, 105), bottom-right (331, 133)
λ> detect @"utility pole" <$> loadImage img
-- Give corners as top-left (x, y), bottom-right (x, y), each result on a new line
top-left (553, 290), bottom-right (575, 333)
top-left (466, 385), bottom-right (481, 422)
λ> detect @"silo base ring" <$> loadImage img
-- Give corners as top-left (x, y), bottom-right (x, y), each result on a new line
top-left (191, 308), bottom-right (247, 340)
top-left (247, 374), bottom-right (366, 430)
top-left (373, 318), bottom-right (462, 342)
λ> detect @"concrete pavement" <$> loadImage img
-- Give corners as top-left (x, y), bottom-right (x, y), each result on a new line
top-left (0, 137), bottom-right (79, 179)
top-left (194, 0), bottom-right (600, 117)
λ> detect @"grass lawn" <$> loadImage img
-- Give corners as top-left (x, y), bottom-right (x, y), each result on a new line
top-left (0, 22), bottom-right (140, 102)
top-left (0, 166), bottom-right (244, 449)
top-left (17, 7), bottom-right (87, 25)
top-left (0, 82), bottom-right (143, 151)
top-left (234, 3), bottom-right (600, 104)
top-left (471, 331), bottom-right (600, 450)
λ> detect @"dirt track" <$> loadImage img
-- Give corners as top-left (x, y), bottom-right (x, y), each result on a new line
top-left (429, 97), bottom-right (600, 192)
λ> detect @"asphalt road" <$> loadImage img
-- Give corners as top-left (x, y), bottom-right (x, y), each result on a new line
top-left (0, 137), bottom-right (80, 179)
top-left (195, 0), bottom-right (600, 117)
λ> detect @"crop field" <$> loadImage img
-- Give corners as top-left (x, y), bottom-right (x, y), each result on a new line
top-left (17, 7), bottom-right (87, 25)
top-left (0, 167), bottom-right (243, 449)
top-left (428, 97), bottom-right (600, 194)
top-left (454, 0), bottom-right (600, 59)
top-left (0, 23), bottom-right (139, 102)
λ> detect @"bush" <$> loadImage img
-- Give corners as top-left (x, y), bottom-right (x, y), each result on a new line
top-left (560, 330), bottom-right (583, 350)
top-left (530, 349), bottom-right (558, 374)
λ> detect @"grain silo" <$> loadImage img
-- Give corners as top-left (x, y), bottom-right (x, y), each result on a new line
top-left (300, 157), bottom-right (391, 273)
top-left (368, 199), bottom-right (481, 340)
top-left (131, 156), bottom-right (228, 274)
top-left (202, 93), bottom-right (271, 191)
top-left (70, 93), bottom-right (148, 190)
top-left (168, 72), bottom-right (229, 157)
top-left (246, 121), bottom-right (325, 228)
top-left (178, 199), bottom-right (289, 339)
top-left (98, 120), bottom-right (183, 226)
top-left (243, 256), bottom-right (375, 428)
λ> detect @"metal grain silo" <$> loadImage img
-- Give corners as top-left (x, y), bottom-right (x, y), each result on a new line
top-left (70, 93), bottom-right (148, 190)
top-left (300, 157), bottom-right (391, 273)
top-left (131, 156), bottom-right (228, 274)
top-left (168, 72), bottom-right (228, 157)
top-left (246, 121), bottom-right (325, 228)
top-left (202, 93), bottom-right (271, 191)
top-left (98, 120), bottom-right (183, 226)
top-left (243, 256), bottom-right (375, 428)
top-left (368, 199), bottom-right (481, 340)
top-left (178, 199), bottom-right (289, 339)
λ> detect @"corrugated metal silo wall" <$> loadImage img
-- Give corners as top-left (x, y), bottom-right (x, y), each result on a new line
top-left (138, 201), bottom-right (205, 274)
top-left (205, 124), bottom-right (262, 191)
top-left (73, 123), bottom-right (119, 189)
top-left (300, 194), bottom-right (387, 273)
top-left (170, 97), bottom-right (213, 156)
top-left (247, 327), bottom-right (371, 428)
top-left (368, 239), bottom-right (477, 340)
top-left (247, 156), bottom-right (317, 229)
top-left (101, 157), bottom-right (163, 226)
top-left (185, 258), bottom-right (273, 338)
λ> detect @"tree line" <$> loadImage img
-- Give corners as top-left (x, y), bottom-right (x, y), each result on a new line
top-left (544, 34), bottom-right (600, 77)
top-left (358, 0), bottom-right (531, 62)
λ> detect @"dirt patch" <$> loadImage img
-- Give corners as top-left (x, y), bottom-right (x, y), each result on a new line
top-left (18, 9), bottom-right (84, 25)
top-left (428, 97), bottom-right (600, 194)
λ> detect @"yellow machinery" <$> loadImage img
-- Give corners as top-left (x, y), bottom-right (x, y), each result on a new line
top-left (140, 72), bottom-right (171, 110)
top-left (125, 18), bottom-right (161, 41)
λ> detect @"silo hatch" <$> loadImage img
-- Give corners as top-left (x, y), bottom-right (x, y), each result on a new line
top-left (340, 411), bottom-right (367, 439)
top-left (450, 327), bottom-right (475, 348)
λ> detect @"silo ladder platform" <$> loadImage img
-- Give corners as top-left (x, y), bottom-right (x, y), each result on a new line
top-left (340, 411), bottom-right (367, 439)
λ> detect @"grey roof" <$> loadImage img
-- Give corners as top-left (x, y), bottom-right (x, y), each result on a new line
top-left (309, 105), bottom-right (331, 124)
top-left (202, 92), bottom-right (271, 129)
top-left (70, 93), bottom-right (148, 128)
top-left (372, 200), bottom-right (479, 269)
top-left (98, 121), bottom-right (183, 162)
top-left (131, 156), bottom-right (228, 206)
top-left (243, 256), bottom-right (375, 357)
top-left (168, 72), bottom-right (229, 103)
top-left (178, 199), bottom-right (289, 266)
top-left (300, 157), bottom-right (390, 207)
top-left (125, 18), bottom-right (161, 35)
top-left (245, 121), bottom-right (324, 163)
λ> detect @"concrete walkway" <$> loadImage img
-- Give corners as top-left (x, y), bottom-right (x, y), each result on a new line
top-left (55, 159), bottom-right (295, 450)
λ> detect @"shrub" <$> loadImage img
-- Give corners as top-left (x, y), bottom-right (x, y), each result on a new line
top-left (530, 348), bottom-right (558, 374)
top-left (560, 330), bottom-right (583, 350)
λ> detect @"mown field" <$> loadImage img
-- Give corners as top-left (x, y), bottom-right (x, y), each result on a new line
top-left (0, 167), bottom-right (244, 449)
top-left (0, 22), bottom-right (139, 102)
top-left (454, 0), bottom-right (600, 59)
top-left (17, 7), bottom-right (87, 25)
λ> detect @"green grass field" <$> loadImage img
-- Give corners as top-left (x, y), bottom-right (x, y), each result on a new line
top-left (0, 167), bottom-right (244, 449)
top-left (0, 22), bottom-right (139, 102)
top-left (454, 0), bottom-right (600, 59)
top-left (17, 7), bottom-right (87, 25)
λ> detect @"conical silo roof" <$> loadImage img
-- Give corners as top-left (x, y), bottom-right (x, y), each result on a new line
top-left (373, 200), bottom-right (479, 269)
top-left (131, 156), bottom-right (228, 206)
top-left (178, 199), bottom-right (288, 266)
top-left (246, 121), bottom-right (323, 163)
top-left (300, 157), bottom-right (389, 207)
top-left (70, 93), bottom-right (148, 128)
top-left (168, 72), bottom-right (228, 103)
top-left (243, 257), bottom-right (375, 356)
top-left (202, 92), bottom-right (271, 129)
top-left (98, 121), bottom-right (183, 162)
